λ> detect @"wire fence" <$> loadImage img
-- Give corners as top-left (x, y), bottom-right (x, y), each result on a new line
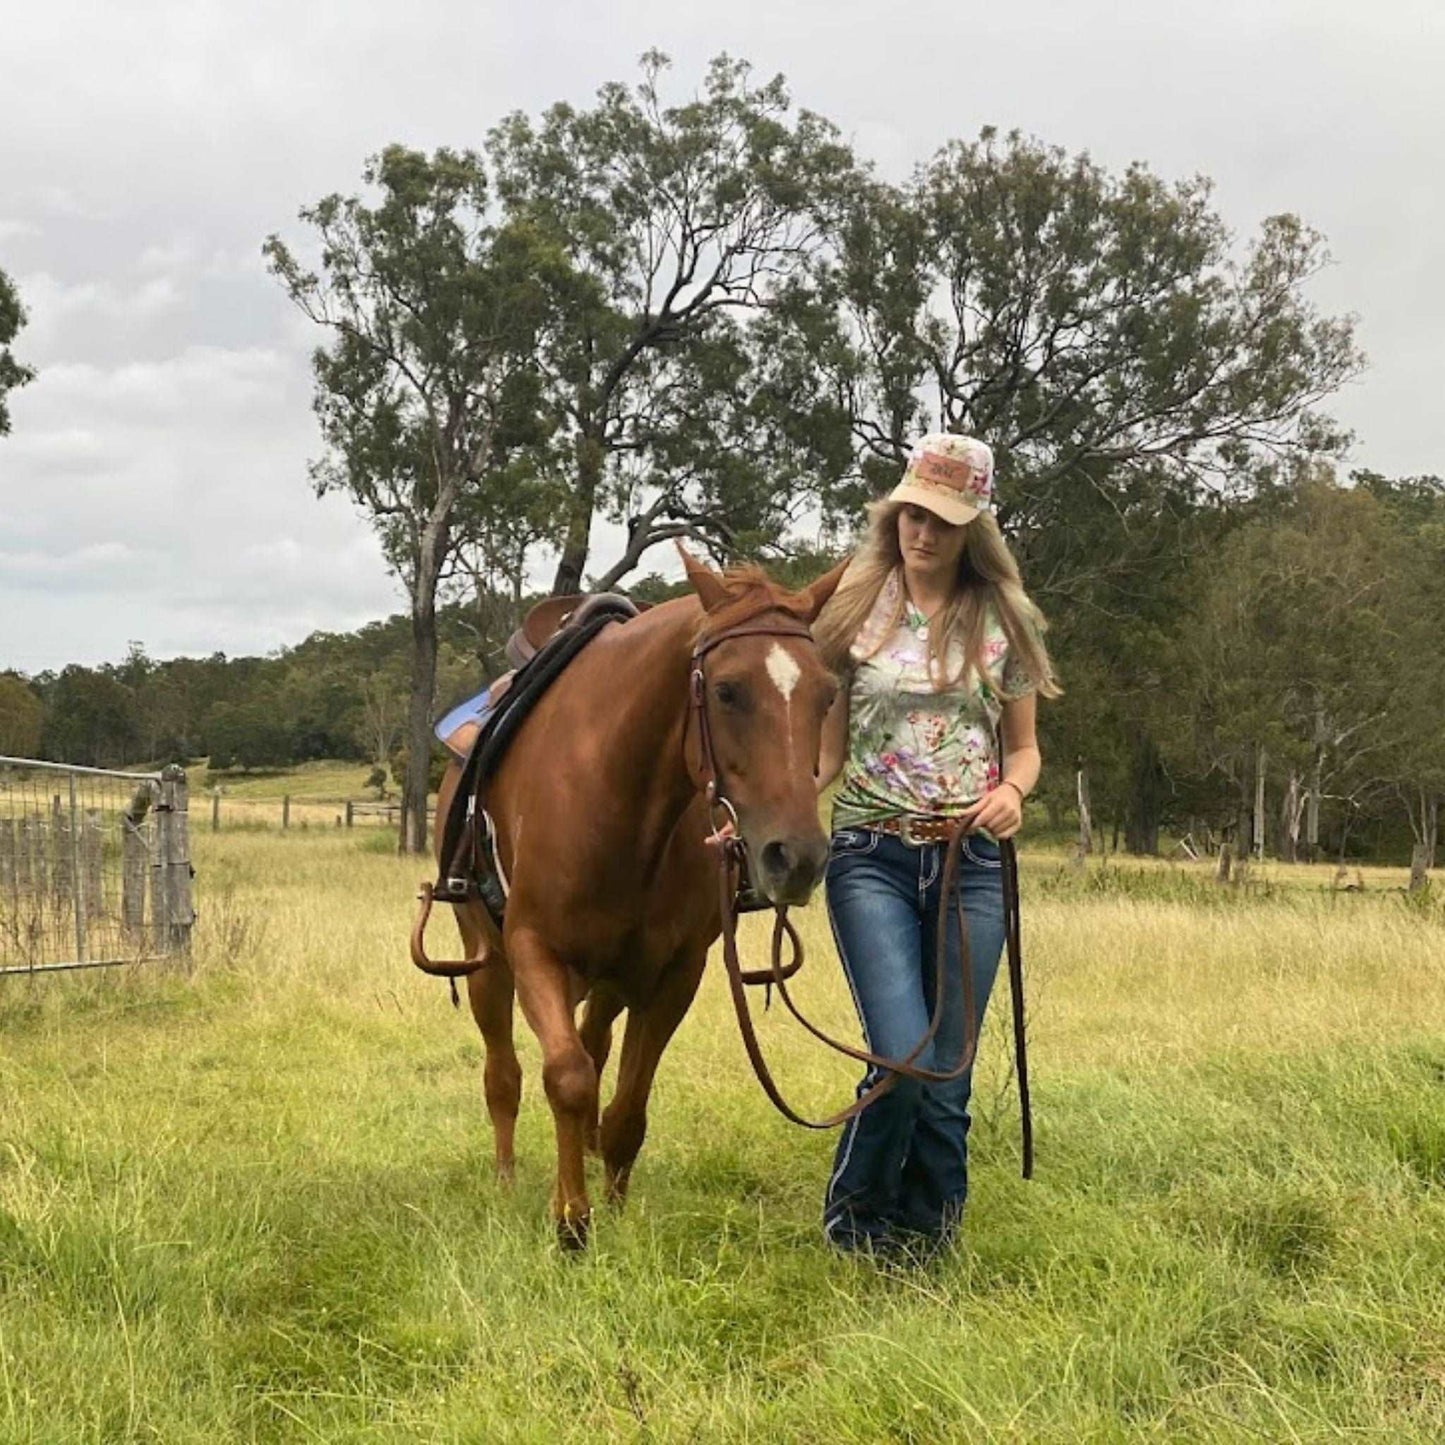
top-left (0, 757), bottom-right (194, 977)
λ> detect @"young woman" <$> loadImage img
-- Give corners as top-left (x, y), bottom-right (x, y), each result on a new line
top-left (813, 433), bottom-right (1060, 1258)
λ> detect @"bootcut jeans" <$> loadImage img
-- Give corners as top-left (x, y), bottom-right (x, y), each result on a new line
top-left (822, 825), bottom-right (1006, 1255)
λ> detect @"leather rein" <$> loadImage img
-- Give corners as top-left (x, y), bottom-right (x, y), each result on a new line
top-left (691, 614), bottom-right (1034, 1176)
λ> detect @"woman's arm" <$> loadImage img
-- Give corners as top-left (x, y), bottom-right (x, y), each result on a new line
top-left (815, 684), bottom-right (851, 795)
top-left (958, 692), bottom-right (1041, 839)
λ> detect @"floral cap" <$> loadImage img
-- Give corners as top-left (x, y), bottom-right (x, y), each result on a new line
top-left (889, 434), bottom-right (994, 525)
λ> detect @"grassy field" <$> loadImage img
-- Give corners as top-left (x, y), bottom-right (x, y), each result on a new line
top-left (2, 826), bottom-right (1444, 1443)
top-left (195, 760), bottom-right (406, 832)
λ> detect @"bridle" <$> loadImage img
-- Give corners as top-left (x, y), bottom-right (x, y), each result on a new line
top-left (688, 610), bottom-right (1034, 1176)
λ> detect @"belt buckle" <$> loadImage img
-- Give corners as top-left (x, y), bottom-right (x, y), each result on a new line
top-left (898, 815), bottom-right (920, 847)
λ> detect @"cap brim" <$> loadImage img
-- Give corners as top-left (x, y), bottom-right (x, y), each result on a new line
top-left (888, 482), bottom-right (980, 527)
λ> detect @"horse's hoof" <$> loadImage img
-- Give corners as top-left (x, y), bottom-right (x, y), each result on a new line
top-left (495, 1161), bottom-right (515, 1189)
top-left (556, 1210), bottom-right (591, 1252)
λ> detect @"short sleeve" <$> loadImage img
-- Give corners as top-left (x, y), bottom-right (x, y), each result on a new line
top-left (999, 621), bottom-right (1042, 701)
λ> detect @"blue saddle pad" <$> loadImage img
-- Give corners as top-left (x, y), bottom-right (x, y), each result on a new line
top-left (434, 684), bottom-right (499, 751)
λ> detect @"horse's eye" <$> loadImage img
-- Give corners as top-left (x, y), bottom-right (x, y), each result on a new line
top-left (714, 680), bottom-right (746, 710)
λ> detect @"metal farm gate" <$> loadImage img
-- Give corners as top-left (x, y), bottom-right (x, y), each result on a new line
top-left (0, 758), bottom-right (194, 978)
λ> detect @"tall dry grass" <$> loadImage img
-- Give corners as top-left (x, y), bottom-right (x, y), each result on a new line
top-left (2, 829), bottom-right (1443, 1442)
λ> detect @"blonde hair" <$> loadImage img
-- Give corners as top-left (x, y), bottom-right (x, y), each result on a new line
top-left (814, 500), bottom-right (1061, 698)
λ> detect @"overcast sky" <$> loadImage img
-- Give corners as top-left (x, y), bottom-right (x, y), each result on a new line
top-left (2, 0), bottom-right (1441, 673)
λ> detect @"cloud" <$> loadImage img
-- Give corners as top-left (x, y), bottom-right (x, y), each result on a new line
top-left (2, 0), bottom-right (1443, 673)
top-left (11, 272), bottom-right (182, 360)
top-left (1, 336), bottom-right (401, 670)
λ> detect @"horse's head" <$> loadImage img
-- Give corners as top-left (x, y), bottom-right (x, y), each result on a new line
top-left (681, 549), bottom-right (849, 907)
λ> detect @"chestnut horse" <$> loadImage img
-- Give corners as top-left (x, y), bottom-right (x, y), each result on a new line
top-left (432, 551), bottom-right (846, 1246)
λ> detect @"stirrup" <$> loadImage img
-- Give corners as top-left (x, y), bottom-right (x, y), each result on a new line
top-left (410, 882), bottom-right (485, 977)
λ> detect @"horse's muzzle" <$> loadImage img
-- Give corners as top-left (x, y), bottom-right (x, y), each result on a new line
top-left (754, 834), bottom-right (829, 907)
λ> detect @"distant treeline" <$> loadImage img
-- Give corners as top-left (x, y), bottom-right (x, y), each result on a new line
top-left (2, 609), bottom-right (485, 780)
top-left (4, 470), bottom-right (1442, 865)
top-left (0, 572), bottom-right (692, 780)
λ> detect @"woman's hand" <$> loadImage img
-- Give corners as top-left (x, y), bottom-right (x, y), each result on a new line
top-left (957, 780), bottom-right (1024, 839)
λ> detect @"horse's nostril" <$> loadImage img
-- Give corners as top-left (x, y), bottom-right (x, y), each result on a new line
top-left (760, 840), bottom-right (793, 879)
top-left (757, 837), bottom-right (829, 903)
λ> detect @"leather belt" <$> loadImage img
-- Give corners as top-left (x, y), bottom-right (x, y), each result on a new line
top-left (874, 814), bottom-right (963, 846)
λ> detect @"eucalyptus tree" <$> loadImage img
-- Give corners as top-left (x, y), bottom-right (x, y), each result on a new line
top-left (1359, 470), bottom-right (1445, 870)
top-left (1178, 478), bottom-right (1407, 863)
top-left (0, 266), bottom-right (35, 435)
top-left (265, 146), bottom-right (552, 850)
top-left (823, 129), bottom-right (1361, 529)
top-left (0, 673), bottom-right (43, 756)
top-left (810, 130), bottom-right (1362, 849)
top-left (486, 52), bottom-right (860, 593)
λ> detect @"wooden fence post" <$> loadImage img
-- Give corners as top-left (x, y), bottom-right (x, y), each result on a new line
top-left (0, 820), bottom-right (15, 948)
top-left (122, 783), bottom-right (154, 945)
top-left (63, 776), bottom-right (87, 963)
top-left (212, 789), bottom-right (220, 833)
top-left (51, 793), bottom-right (72, 909)
top-left (21, 814), bottom-right (43, 894)
top-left (345, 800), bottom-right (354, 829)
top-left (282, 795), bottom-right (291, 830)
top-left (82, 809), bottom-right (103, 920)
top-left (154, 765), bottom-right (194, 963)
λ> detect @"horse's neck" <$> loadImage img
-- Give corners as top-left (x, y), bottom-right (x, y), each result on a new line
top-left (586, 600), bottom-right (701, 836)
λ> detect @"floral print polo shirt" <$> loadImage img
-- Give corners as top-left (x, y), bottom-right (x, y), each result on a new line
top-left (831, 570), bottom-right (1038, 833)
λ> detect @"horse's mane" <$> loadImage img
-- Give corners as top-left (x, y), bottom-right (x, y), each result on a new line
top-left (693, 564), bottom-right (813, 644)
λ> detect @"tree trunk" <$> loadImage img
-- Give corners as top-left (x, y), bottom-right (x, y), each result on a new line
top-left (1253, 743), bottom-right (1267, 863)
top-left (1125, 732), bottom-right (1162, 855)
top-left (404, 494), bottom-right (452, 856)
top-left (551, 430), bottom-right (605, 596)
top-left (1235, 768), bottom-right (1253, 866)
top-left (405, 600), bottom-right (439, 855)
top-left (1281, 770), bottom-right (1302, 864)
top-left (1410, 843), bottom-right (1433, 890)
top-left (1076, 758), bottom-right (1093, 856)
top-left (1427, 793), bottom-right (1439, 872)
top-left (1305, 723), bottom-right (1325, 863)
top-left (1409, 845), bottom-right (1429, 893)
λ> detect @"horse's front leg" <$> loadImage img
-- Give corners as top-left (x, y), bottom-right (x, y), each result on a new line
top-left (508, 926), bottom-right (598, 1249)
top-left (600, 949), bottom-right (707, 1206)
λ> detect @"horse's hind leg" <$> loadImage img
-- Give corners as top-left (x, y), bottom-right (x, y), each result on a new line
top-left (578, 983), bottom-right (626, 1155)
top-left (461, 908), bottom-right (521, 1184)
top-left (509, 928), bottom-right (597, 1249)
top-left (600, 949), bottom-right (706, 1206)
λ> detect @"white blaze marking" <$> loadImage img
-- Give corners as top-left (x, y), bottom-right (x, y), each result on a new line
top-left (766, 643), bottom-right (802, 704)
top-left (766, 643), bottom-right (803, 768)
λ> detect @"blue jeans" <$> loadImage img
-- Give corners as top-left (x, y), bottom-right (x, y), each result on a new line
top-left (823, 827), bottom-right (1006, 1254)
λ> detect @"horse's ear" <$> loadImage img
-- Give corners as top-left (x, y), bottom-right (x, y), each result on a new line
top-left (799, 558), bottom-right (851, 622)
top-left (676, 542), bottom-right (730, 613)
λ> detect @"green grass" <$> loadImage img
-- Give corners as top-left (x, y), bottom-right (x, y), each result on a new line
top-left (1, 831), bottom-right (1443, 1442)
top-left (198, 759), bottom-right (382, 803)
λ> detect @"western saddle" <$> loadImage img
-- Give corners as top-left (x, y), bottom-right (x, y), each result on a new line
top-left (439, 592), bottom-right (646, 761)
